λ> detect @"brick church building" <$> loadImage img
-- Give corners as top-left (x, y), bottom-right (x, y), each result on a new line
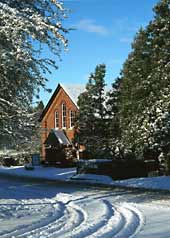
top-left (39, 83), bottom-right (84, 160)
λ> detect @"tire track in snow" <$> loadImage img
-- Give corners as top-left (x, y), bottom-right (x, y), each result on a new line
top-left (0, 201), bottom-right (64, 238)
top-left (56, 199), bottom-right (115, 238)
top-left (5, 199), bottom-right (85, 238)
top-left (18, 202), bottom-right (85, 238)
top-left (95, 203), bottom-right (144, 238)
top-left (47, 203), bottom-right (87, 238)
top-left (54, 199), bottom-right (143, 238)
top-left (86, 201), bottom-right (126, 238)
top-left (0, 188), bottom-right (144, 238)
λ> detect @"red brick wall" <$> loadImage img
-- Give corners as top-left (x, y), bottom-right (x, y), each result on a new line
top-left (40, 87), bottom-right (79, 160)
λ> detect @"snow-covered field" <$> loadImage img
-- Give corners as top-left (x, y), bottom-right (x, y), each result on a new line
top-left (0, 177), bottom-right (170, 238)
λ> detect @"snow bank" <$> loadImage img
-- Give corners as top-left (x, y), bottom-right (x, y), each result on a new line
top-left (71, 173), bottom-right (113, 184)
top-left (113, 176), bottom-right (170, 190)
top-left (0, 166), bottom-right (76, 181)
top-left (0, 165), bottom-right (170, 191)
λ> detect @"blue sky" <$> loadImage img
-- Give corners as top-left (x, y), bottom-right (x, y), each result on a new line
top-left (40, 0), bottom-right (159, 105)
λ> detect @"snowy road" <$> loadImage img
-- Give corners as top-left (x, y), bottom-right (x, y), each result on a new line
top-left (0, 177), bottom-right (170, 238)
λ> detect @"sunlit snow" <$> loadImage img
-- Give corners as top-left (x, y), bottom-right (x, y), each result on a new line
top-left (0, 174), bottom-right (170, 238)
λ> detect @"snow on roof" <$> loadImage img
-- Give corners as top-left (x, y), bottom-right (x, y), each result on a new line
top-left (61, 84), bottom-right (85, 107)
top-left (39, 83), bottom-right (85, 121)
top-left (39, 83), bottom-right (111, 122)
top-left (61, 84), bottom-right (111, 107)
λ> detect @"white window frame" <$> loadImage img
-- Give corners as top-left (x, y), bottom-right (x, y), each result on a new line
top-left (55, 111), bottom-right (59, 128)
top-left (70, 110), bottom-right (75, 128)
top-left (62, 103), bottom-right (67, 128)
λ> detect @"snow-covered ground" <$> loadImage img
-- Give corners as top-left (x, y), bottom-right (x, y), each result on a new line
top-left (1, 165), bottom-right (170, 191)
top-left (0, 177), bottom-right (170, 238)
top-left (0, 166), bottom-right (76, 181)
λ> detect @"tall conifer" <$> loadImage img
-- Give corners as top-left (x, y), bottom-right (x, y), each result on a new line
top-left (118, 0), bottom-right (170, 158)
top-left (76, 64), bottom-right (109, 159)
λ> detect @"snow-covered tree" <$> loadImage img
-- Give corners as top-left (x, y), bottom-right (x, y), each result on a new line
top-left (0, 101), bottom-right (44, 152)
top-left (105, 77), bottom-right (121, 155)
top-left (76, 64), bottom-right (110, 159)
top-left (118, 28), bottom-right (152, 154)
top-left (0, 0), bottom-right (69, 141)
top-left (118, 0), bottom-right (170, 159)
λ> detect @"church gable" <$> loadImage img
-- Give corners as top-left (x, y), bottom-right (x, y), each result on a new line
top-left (40, 84), bottom-right (79, 130)
top-left (40, 83), bottom-right (84, 161)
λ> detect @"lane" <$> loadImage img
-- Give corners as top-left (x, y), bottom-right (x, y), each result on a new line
top-left (0, 177), bottom-right (170, 237)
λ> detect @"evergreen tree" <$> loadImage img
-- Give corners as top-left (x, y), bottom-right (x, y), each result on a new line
top-left (106, 77), bottom-right (121, 156)
top-left (76, 64), bottom-right (109, 159)
top-left (118, 0), bottom-right (170, 159)
top-left (37, 101), bottom-right (45, 112)
top-left (144, 0), bottom-right (170, 156)
top-left (118, 28), bottom-right (152, 154)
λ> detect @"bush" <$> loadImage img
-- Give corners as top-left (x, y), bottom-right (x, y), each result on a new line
top-left (77, 159), bottom-right (148, 180)
top-left (3, 157), bottom-right (17, 167)
top-left (77, 159), bottom-right (112, 175)
top-left (111, 159), bottom-right (147, 180)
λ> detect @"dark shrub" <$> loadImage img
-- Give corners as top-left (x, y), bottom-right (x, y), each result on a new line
top-left (3, 157), bottom-right (17, 167)
top-left (111, 159), bottom-right (147, 180)
top-left (77, 159), bottom-right (148, 180)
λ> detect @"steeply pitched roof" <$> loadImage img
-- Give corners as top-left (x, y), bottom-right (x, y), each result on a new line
top-left (39, 83), bottom-right (85, 122)
top-left (61, 84), bottom-right (85, 107)
top-left (44, 129), bottom-right (71, 146)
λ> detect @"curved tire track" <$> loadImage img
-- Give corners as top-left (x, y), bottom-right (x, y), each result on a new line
top-left (0, 192), bottom-right (144, 238)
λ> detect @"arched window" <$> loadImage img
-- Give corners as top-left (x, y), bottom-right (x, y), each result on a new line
top-left (70, 110), bottom-right (76, 128)
top-left (62, 103), bottom-right (67, 128)
top-left (55, 111), bottom-right (59, 128)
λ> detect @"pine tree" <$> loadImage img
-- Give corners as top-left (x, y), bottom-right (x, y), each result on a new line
top-left (105, 77), bottom-right (121, 156)
top-left (76, 64), bottom-right (109, 159)
top-left (118, 0), bottom-right (170, 159)
top-left (118, 28), bottom-right (152, 154)
top-left (145, 0), bottom-right (170, 155)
